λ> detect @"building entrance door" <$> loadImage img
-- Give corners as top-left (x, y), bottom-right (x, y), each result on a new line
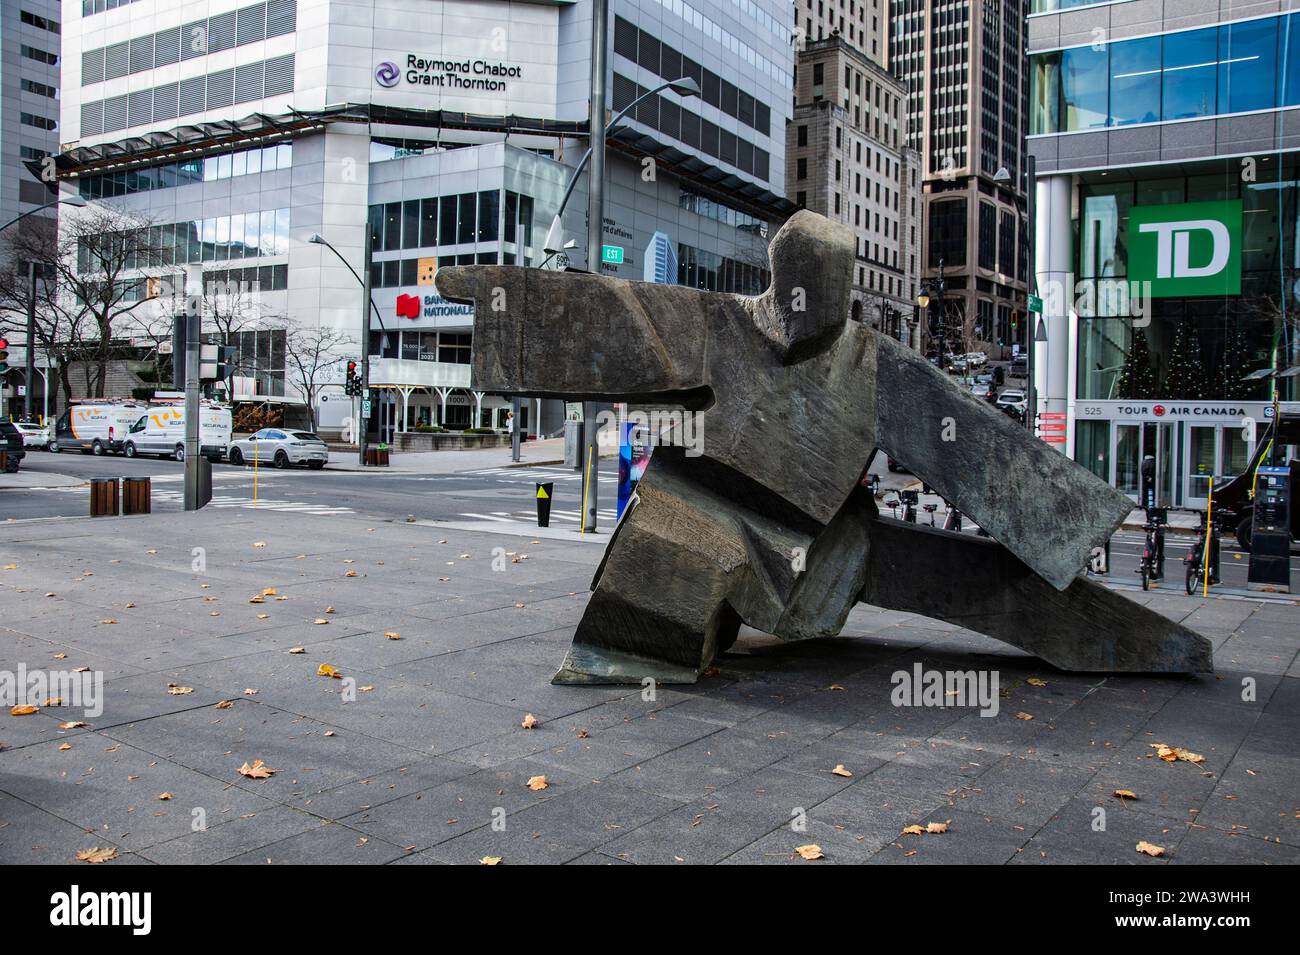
top-left (1112, 421), bottom-right (1176, 504)
top-left (1186, 425), bottom-right (1219, 509)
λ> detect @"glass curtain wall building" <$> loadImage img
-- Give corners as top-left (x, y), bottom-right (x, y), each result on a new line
top-left (53, 0), bottom-right (794, 438)
top-left (1027, 1), bottom-right (1299, 508)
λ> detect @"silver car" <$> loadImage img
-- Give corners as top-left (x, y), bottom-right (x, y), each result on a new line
top-left (12, 421), bottom-right (50, 450)
top-left (227, 429), bottom-right (329, 469)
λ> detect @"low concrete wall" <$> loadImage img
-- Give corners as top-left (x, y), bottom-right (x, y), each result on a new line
top-left (392, 431), bottom-right (510, 452)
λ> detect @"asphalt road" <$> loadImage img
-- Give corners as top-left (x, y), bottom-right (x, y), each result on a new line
top-left (2, 448), bottom-right (620, 526)
top-left (6, 447), bottom-right (1296, 596)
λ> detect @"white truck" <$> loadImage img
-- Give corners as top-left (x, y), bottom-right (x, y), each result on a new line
top-left (51, 401), bottom-right (148, 455)
top-left (123, 401), bottom-right (233, 461)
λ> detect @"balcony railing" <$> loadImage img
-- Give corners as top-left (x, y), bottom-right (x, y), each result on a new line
top-left (367, 357), bottom-right (472, 389)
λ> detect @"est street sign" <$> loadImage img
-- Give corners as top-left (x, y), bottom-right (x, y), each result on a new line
top-left (601, 245), bottom-right (624, 265)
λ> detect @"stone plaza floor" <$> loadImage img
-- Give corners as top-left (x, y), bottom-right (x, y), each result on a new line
top-left (0, 507), bottom-right (1296, 864)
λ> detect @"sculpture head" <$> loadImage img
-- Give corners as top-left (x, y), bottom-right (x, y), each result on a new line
top-left (432, 210), bottom-right (859, 401)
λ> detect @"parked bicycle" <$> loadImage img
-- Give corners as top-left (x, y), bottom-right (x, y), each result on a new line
top-left (1138, 507), bottom-right (1167, 591)
top-left (1184, 513), bottom-right (1221, 595)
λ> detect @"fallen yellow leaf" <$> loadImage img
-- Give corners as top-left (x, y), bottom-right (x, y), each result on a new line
top-left (288, 647), bottom-right (306, 654)
top-left (1151, 744), bottom-right (1205, 764)
top-left (214, 700), bottom-right (235, 709)
top-left (11, 705), bottom-right (40, 716)
top-left (317, 664), bottom-right (342, 679)
top-left (313, 618), bottom-right (330, 625)
top-left (831, 764), bottom-right (853, 778)
top-left (1015, 711), bottom-right (1034, 721)
top-left (75, 847), bottom-right (118, 864)
top-left (59, 720), bottom-right (87, 729)
top-left (794, 844), bottom-right (824, 860)
top-left (526, 775), bottom-right (548, 791)
top-left (59, 743), bottom-right (72, 751)
top-left (926, 820), bottom-right (950, 834)
top-left (521, 713), bottom-right (540, 729)
top-left (238, 759), bottom-right (275, 779)
top-left (1135, 840), bottom-right (1165, 857)
top-left (480, 856), bottom-right (503, 865)
top-left (384, 632), bottom-right (401, 640)
top-left (1113, 789), bottom-right (1139, 800)
top-left (901, 824), bottom-right (924, 835)
top-left (167, 686), bottom-right (194, 696)
top-left (158, 792), bottom-right (173, 801)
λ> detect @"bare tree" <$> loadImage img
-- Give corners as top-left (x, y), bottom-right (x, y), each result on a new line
top-left (202, 276), bottom-right (277, 399)
top-left (0, 205), bottom-right (160, 403)
top-left (282, 324), bottom-right (353, 431)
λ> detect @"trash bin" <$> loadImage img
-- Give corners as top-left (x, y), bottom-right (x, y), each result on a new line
top-left (122, 476), bottom-right (151, 515)
top-left (90, 478), bottom-right (119, 517)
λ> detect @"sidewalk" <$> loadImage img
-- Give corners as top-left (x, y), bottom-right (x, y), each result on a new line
top-left (323, 436), bottom-right (613, 475)
top-left (0, 507), bottom-right (1295, 864)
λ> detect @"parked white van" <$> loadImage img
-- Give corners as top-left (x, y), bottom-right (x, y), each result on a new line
top-left (123, 402), bottom-right (233, 461)
top-left (52, 402), bottom-right (148, 455)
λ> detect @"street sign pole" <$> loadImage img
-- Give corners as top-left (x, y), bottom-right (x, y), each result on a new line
top-left (25, 261), bottom-right (36, 419)
top-left (581, 0), bottom-right (608, 534)
top-left (183, 308), bottom-right (201, 510)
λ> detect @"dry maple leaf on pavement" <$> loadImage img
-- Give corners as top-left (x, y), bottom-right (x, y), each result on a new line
top-left (238, 759), bottom-right (276, 779)
top-left (520, 713), bottom-right (539, 729)
top-left (794, 844), bottom-right (824, 860)
top-left (1135, 841), bottom-right (1165, 857)
top-left (1151, 743), bottom-right (1205, 764)
top-left (526, 775), bottom-right (548, 791)
top-left (76, 847), bottom-right (118, 864)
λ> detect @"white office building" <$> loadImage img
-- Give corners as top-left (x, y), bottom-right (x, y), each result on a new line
top-left (50, 0), bottom-right (794, 437)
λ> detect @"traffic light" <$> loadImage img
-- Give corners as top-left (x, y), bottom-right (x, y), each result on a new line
top-left (345, 360), bottom-right (360, 397)
top-left (0, 337), bottom-right (8, 374)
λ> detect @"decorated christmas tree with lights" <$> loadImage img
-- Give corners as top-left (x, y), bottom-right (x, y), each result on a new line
top-left (1116, 327), bottom-right (1159, 399)
top-left (1165, 321), bottom-right (1210, 400)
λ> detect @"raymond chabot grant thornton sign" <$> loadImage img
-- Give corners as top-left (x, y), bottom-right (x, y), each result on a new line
top-left (1129, 199), bottom-right (1242, 298)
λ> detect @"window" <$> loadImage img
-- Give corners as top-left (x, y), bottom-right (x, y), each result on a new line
top-left (1219, 18), bottom-right (1278, 114)
top-left (1109, 36), bottom-right (1161, 126)
top-left (797, 125), bottom-right (808, 146)
top-left (22, 45), bottom-right (57, 65)
top-left (1060, 44), bottom-right (1108, 130)
top-left (1163, 27), bottom-right (1218, 121)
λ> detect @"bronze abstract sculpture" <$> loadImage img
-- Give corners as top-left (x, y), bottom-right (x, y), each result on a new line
top-left (437, 211), bottom-right (1212, 684)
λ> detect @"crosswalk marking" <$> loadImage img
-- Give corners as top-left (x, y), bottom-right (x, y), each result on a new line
top-left (456, 508), bottom-right (619, 527)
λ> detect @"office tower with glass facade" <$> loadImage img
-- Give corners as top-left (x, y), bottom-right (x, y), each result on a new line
top-left (3, 0), bottom-right (62, 225)
top-left (890, 0), bottom-right (1030, 359)
top-left (1028, 0), bottom-right (1299, 507)
top-left (787, 34), bottom-right (921, 343)
top-left (52, 0), bottom-right (793, 436)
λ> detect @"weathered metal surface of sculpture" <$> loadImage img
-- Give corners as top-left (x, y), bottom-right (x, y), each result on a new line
top-left (436, 211), bottom-right (1213, 683)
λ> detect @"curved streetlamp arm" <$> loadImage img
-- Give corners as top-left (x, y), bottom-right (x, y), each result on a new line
top-left (553, 79), bottom-right (692, 223)
top-left (311, 234), bottom-right (388, 334)
top-left (0, 195), bottom-right (86, 235)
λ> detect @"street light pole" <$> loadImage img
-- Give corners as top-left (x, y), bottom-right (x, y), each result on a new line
top-left (581, 0), bottom-right (610, 533)
top-left (309, 232), bottom-right (388, 465)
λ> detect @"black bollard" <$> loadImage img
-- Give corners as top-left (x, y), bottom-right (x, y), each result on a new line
top-left (536, 482), bottom-right (553, 527)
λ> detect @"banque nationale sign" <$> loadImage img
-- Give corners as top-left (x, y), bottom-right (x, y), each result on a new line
top-left (1129, 199), bottom-right (1242, 298)
top-left (383, 55), bottom-right (524, 92)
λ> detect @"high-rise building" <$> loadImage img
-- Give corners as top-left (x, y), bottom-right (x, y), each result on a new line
top-left (787, 34), bottom-right (920, 342)
top-left (50, 0), bottom-right (794, 435)
top-left (792, 0), bottom-right (887, 61)
top-left (1027, 0), bottom-right (1297, 506)
top-left (890, 0), bottom-right (1029, 360)
top-left (2, 0), bottom-right (63, 225)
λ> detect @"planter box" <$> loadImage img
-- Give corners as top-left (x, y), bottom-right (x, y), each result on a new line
top-left (392, 431), bottom-right (510, 452)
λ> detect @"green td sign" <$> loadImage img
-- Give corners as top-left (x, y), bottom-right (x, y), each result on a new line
top-left (1128, 199), bottom-right (1241, 297)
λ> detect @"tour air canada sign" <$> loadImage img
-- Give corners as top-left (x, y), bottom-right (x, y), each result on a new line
top-left (1128, 200), bottom-right (1242, 298)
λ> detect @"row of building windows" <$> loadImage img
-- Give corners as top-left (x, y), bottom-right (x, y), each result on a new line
top-left (21, 112), bottom-right (56, 130)
top-left (77, 209), bottom-right (291, 274)
top-left (117, 263), bottom-right (289, 302)
top-left (82, 0), bottom-right (142, 17)
top-left (1030, 0), bottom-right (1104, 11)
top-left (21, 9), bottom-right (59, 32)
top-left (612, 74), bottom-right (771, 182)
top-left (77, 143), bottom-right (292, 198)
top-left (677, 243), bottom-right (770, 294)
top-left (1032, 14), bottom-right (1300, 133)
top-left (370, 253), bottom-right (499, 289)
top-left (368, 191), bottom-right (510, 253)
top-left (678, 191), bottom-right (768, 236)
top-left (613, 16), bottom-right (772, 139)
top-left (21, 78), bottom-right (57, 98)
top-left (642, 0), bottom-right (790, 86)
top-left (81, 0), bottom-right (296, 86)
top-left (80, 54), bottom-right (295, 136)
top-left (21, 44), bottom-right (57, 65)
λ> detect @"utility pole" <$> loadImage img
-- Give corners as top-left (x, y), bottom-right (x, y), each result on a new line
top-left (183, 304), bottom-right (201, 509)
top-left (581, 0), bottom-right (608, 533)
top-left (25, 261), bottom-right (36, 419)
top-left (359, 233), bottom-right (374, 465)
top-left (511, 396), bottom-right (521, 462)
top-left (1024, 153), bottom-right (1038, 434)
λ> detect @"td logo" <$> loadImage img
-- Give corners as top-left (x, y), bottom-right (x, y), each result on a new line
top-left (1129, 200), bottom-right (1241, 297)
